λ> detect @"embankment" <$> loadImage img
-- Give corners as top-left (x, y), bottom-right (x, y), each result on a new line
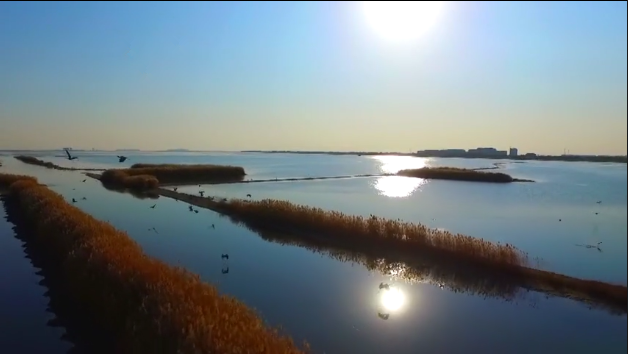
top-left (14, 155), bottom-right (105, 171)
top-left (0, 173), bottom-right (307, 353)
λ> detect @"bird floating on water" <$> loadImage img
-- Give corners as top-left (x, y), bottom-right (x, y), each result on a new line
top-left (173, 187), bottom-right (178, 192)
top-left (150, 204), bottom-right (156, 209)
top-left (82, 197), bottom-right (86, 200)
top-left (194, 209), bottom-right (199, 213)
top-left (199, 191), bottom-right (205, 197)
top-left (117, 155), bottom-right (128, 163)
top-left (71, 198), bottom-right (77, 203)
top-left (64, 149), bottom-right (78, 161)
top-left (221, 254), bottom-right (229, 260)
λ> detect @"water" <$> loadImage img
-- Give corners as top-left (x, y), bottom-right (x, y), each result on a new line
top-left (0, 204), bottom-right (72, 353)
top-left (0, 152), bottom-right (626, 353)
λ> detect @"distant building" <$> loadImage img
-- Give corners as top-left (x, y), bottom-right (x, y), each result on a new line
top-left (467, 147), bottom-right (508, 157)
top-left (524, 153), bottom-right (537, 158)
top-left (509, 148), bottom-right (518, 157)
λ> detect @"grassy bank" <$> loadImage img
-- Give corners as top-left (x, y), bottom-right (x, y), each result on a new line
top-left (99, 164), bottom-right (246, 191)
top-left (14, 155), bottom-right (106, 171)
top-left (153, 189), bottom-right (627, 313)
top-left (0, 173), bottom-right (306, 353)
top-left (397, 167), bottom-right (530, 183)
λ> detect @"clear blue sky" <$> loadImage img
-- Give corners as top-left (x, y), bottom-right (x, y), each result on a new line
top-left (1, 1), bottom-right (626, 154)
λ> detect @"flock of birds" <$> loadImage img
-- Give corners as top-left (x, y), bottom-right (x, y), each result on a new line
top-left (558, 200), bottom-right (606, 252)
top-left (63, 149), bottom-right (127, 163)
top-left (65, 168), bottom-right (248, 273)
top-left (146, 186), bottom-right (256, 274)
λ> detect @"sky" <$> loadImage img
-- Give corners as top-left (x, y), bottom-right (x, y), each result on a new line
top-left (0, 1), bottom-right (626, 155)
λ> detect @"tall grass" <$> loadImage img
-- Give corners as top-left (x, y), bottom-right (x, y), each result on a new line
top-left (218, 199), bottom-right (528, 267)
top-left (99, 169), bottom-right (160, 191)
top-left (397, 167), bottom-right (516, 183)
top-left (1, 175), bottom-right (307, 353)
top-left (100, 164), bottom-right (246, 190)
top-left (0, 173), bottom-right (38, 189)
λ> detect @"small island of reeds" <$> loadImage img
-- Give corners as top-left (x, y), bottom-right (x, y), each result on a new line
top-left (397, 167), bottom-right (531, 183)
top-left (0, 172), bottom-right (306, 353)
top-left (99, 163), bottom-right (246, 191)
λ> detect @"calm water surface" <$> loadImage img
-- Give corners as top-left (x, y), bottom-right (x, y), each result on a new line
top-left (0, 203), bottom-right (72, 353)
top-left (0, 153), bottom-right (626, 354)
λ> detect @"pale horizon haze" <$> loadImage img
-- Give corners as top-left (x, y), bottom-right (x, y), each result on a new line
top-left (1, 1), bottom-right (626, 155)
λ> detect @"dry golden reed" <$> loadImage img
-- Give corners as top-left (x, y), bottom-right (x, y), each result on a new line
top-left (2, 175), bottom-right (306, 354)
top-left (219, 198), bottom-right (528, 267)
top-left (100, 164), bottom-right (246, 191)
top-left (397, 167), bottom-right (515, 183)
top-left (0, 173), bottom-right (38, 189)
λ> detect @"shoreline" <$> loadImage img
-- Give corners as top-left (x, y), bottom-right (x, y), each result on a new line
top-left (242, 151), bottom-right (627, 164)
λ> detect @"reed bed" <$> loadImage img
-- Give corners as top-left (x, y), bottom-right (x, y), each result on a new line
top-left (2, 175), bottom-right (306, 353)
top-left (14, 155), bottom-right (105, 171)
top-left (101, 164), bottom-right (246, 191)
top-left (99, 169), bottom-right (160, 191)
top-left (397, 167), bottom-right (517, 183)
top-left (220, 199), bottom-right (527, 267)
top-left (0, 172), bottom-right (38, 189)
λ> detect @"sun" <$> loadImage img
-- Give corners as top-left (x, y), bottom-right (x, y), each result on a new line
top-left (362, 1), bottom-right (446, 43)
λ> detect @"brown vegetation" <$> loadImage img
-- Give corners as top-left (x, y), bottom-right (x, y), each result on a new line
top-left (221, 199), bottom-right (528, 267)
top-left (0, 173), bottom-right (38, 190)
top-left (14, 155), bottom-right (105, 171)
top-left (0, 174), bottom-right (306, 353)
top-left (99, 164), bottom-right (246, 191)
top-left (397, 167), bottom-right (523, 183)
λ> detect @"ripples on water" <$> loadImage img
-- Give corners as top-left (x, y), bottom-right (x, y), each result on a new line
top-left (0, 152), bottom-right (626, 353)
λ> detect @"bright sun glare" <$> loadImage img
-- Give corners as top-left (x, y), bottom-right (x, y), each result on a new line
top-left (380, 287), bottom-right (407, 312)
top-left (362, 1), bottom-right (446, 43)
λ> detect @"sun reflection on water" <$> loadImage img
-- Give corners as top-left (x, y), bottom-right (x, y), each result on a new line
top-left (373, 176), bottom-right (426, 198)
top-left (380, 286), bottom-right (407, 312)
top-left (371, 155), bottom-right (430, 198)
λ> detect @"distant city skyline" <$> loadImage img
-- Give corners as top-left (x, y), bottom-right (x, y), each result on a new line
top-left (1, 2), bottom-right (626, 155)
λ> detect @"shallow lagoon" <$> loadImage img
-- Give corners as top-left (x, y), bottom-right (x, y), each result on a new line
top-left (0, 153), bottom-right (626, 353)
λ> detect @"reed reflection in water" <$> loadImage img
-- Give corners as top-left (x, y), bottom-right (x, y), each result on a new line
top-left (223, 214), bottom-right (624, 315)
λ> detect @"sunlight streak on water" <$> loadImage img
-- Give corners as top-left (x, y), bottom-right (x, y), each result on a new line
top-left (371, 155), bottom-right (429, 174)
top-left (373, 176), bottom-right (426, 198)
